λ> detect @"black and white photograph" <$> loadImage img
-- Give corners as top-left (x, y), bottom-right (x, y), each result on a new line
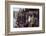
top-left (5, 1), bottom-right (45, 35)
top-left (13, 8), bottom-right (39, 28)
top-left (10, 5), bottom-right (43, 32)
top-left (9, 4), bottom-right (43, 32)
